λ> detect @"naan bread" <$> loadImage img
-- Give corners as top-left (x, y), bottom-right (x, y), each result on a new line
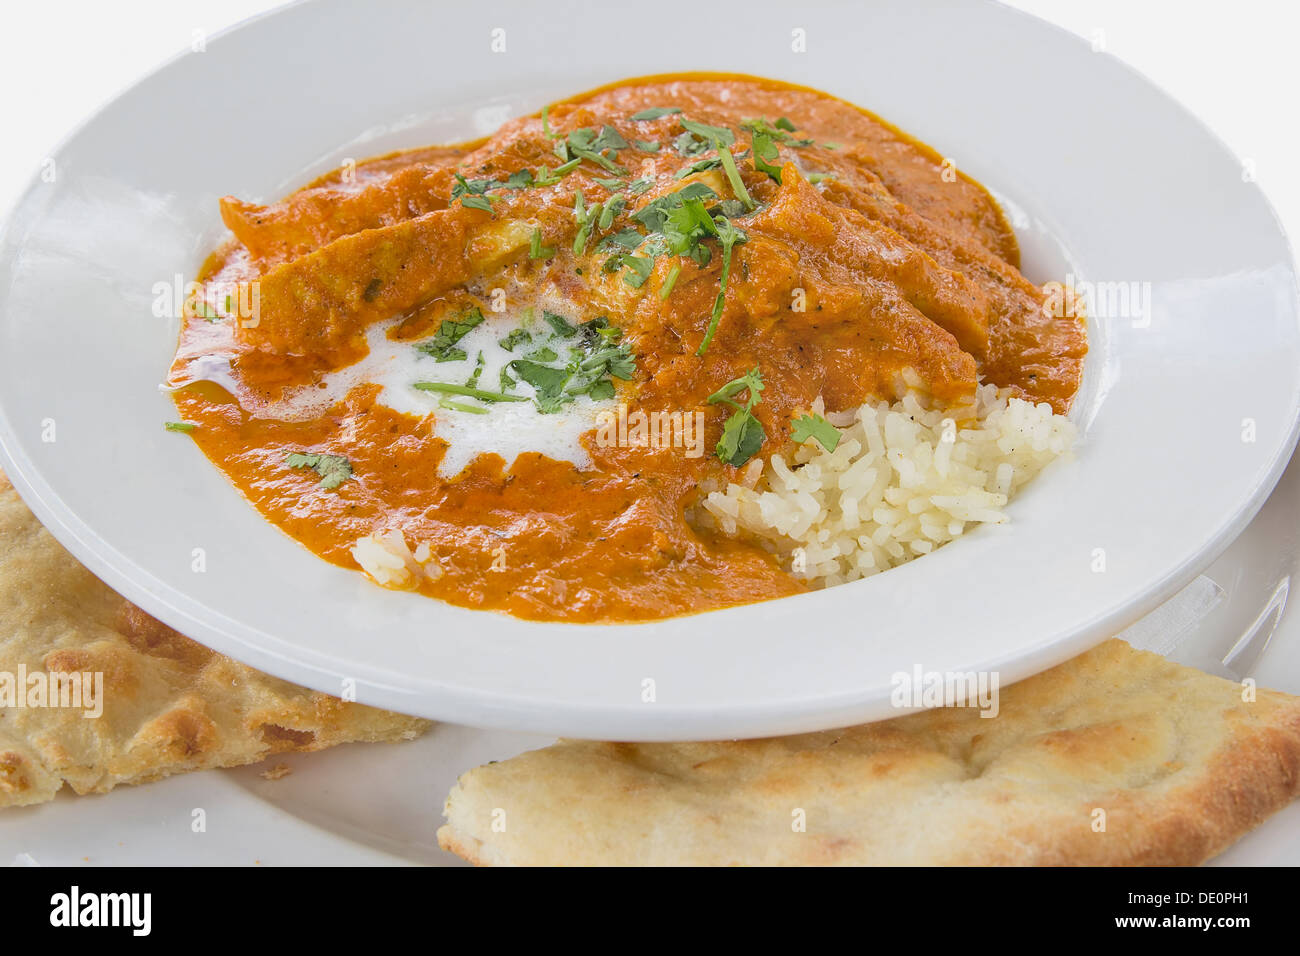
top-left (439, 640), bottom-right (1300, 865)
top-left (0, 472), bottom-right (428, 808)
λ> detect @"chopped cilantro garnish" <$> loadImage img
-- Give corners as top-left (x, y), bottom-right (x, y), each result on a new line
top-left (673, 129), bottom-right (710, 158)
top-left (458, 194), bottom-right (493, 214)
top-left (630, 182), bottom-right (718, 232)
top-left (597, 227), bottom-right (644, 252)
top-left (630, 107), bottom-right (682, 121)
top-left (717, 145), bottom-right (755, 210)
top-left (465, 351), bottom-right (485, 388)
top-left (543, 311), bottom-right (579, 337)
top-left (627, 177), bottom-right (655, 196)
top-left (751, 129), bottom-right (783, 183)
top-left (659, 262), bottom-right (681, 301)
top-left (775, 116), bottom-right (797, 132)
top-left (707, 368), bottom-right (766, 467)
top-left (791, 413), bottom-right (841, 452)
top-left (525, 345), bottom-right (559, 362)
top-left (503, 169), bottom-right (535, 189)
top-left (572, 191), bottom-right (603, 254)
top-left (593, 125), bottom-right (629, 151)
top-left (633, 140), bottom-right (660, 153)
top-left (806, 172), bottom-right (838, 184)
top-left (286, 452), bottom-right (353, 490)
top-left (564, 127), bottom-right (628, 174)
top-left (492, 317), bottom-right (637, 413)
top-left (164, 421), bottom-right (196, 433)
top-left (499, 328), bottom-right (532, 352)
top-left (509, 360), bottom-right (574, 413)
top-left (674, 156), bottom-right (722, 179)
top-left (529, 227), bottom-right (555, 260)
top-left (599, 194), bottom-right (626, 231)
top-left (621, 255), bottom-right (654, 288)
top-left (412, 382), bottom-right (529, 403)
top-left (533, 157), bottom-right (581, 186)
top-left (440, 398), bottom-right (489, 415)
top-left (696, 216), bottom-right (746, 354)
top-left (595, 176), bottom-right (627, 191)
top-left (451, 174), bottom-right (501, 214)
top-left (741, 117), bottom-right (813, 148)
top-left (680, 119), bottom-right (735, 147)
top-left (541, 104), bottom-right (557, 139)
top-left (415, 307), bottom-right (484, 362)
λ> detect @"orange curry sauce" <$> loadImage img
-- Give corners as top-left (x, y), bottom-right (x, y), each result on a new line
top-left (168, 74), bottom-right (1086, 622)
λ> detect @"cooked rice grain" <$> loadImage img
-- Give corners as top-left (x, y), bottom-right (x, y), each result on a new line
top-left (699, 384), bottom-right (1076, 587)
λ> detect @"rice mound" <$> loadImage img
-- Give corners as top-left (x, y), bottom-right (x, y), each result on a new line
top-left (698, 382), bottom-right (1077, 586)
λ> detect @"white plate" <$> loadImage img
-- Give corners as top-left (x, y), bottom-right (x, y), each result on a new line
top-left (0, 0), bottom-right (1297, 740)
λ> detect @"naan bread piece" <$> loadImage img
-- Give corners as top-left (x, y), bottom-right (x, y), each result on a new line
top-left (0, 472), bottom-right (428, 809)
top-left (439, 640), bottom-right (1300, 865)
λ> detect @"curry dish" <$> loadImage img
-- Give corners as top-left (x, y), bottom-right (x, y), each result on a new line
top-left (167, 74), bottom-right (1086, 623)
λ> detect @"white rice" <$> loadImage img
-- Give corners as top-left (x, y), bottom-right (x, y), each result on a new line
top-left (698, 382), bottom-right (1076, 587)
top-left (350, 530), bottom-right (444, 589)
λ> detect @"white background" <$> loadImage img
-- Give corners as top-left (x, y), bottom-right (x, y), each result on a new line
top-left (0, 0), bottom-right (1297, 866)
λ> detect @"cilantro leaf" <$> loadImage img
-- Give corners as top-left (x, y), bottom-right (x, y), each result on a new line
top-left (509, 360), bottom-right (574, 413)
top-left (533, 157), bottom-right (581, 186)
top-left (412, 382), bottom-right (529, 403)
top-left (717, 145), bottom-right (755, 210)
top-left (499, 328), bottom-right (532, 352)
top-left (592, 125), bottom-right (629, 151)
top-left (529, 227), bottom-right (555, 260)
top-left (465, 351), bottom-right (485, 388)
top-left (751, 129), bottom-right (783, 183)
top-left (599, 194), bottom-right (626, 230)
top-left (597, 228), bottom-right (644, 252)
top-left (718, 410), bottom-right (765, 467)
top-left (680, 119), bottom-right (735, 147)
top-left (543, 311), bottom-right (578, 337)
top-left (659, 262), bottom-right (682, 300)
top-left (696, 216), bottom-right (748, 355)
top-left (286, 452), bottom-right (354, 490)
top-left (674, 156), bottom-right (722, 179)
top-left (630, 107), bottom-right (682, 121)
top-left (791, 413), bottom-right (841, 452)
top-left (566, 127), bottom-right (628, 174)
top-left (706, 368), bottom-right (766, 467)
top-left (415, 307), bottom-right (484, 361)
top-left (621, 255), bottom-right (654, 288)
